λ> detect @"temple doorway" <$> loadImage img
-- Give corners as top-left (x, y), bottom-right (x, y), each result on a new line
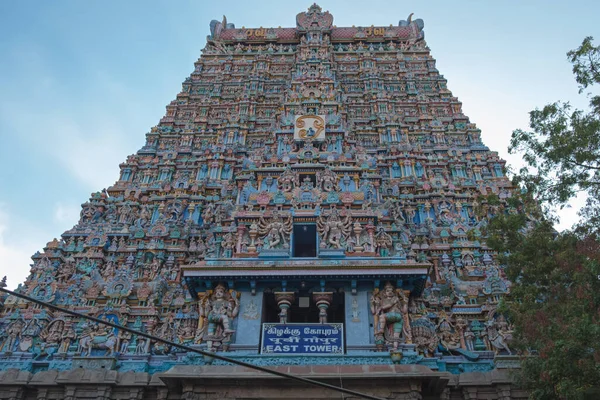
top-left (262, 291), bottom-right (345, 324)
top-left (293, 224), bottom-right (317, 257)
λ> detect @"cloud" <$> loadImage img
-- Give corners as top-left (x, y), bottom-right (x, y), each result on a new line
top-left (54, 201), bottom-right (81, 226)
top-left (0, 205), bottom-right (36, 290)
top-left (0, 97), bottom-right (135, 193)
top-left (0, 43), bottom-right (146, 193)
top-left (0, 42), bottom-right (149, 291)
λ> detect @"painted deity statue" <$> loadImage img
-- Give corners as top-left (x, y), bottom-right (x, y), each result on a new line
top-left (437, 317), bottom-right (461, 353)
top-left (257, 212), bottom-right (293, 249)
top-left (277, 168), bottom-right (298, 192)
top-left (370, 282), bottom-right (412, 350)
top-left (198, 284), bottom-right (240, 351)
top-left (317, 210), bottom-right (352, 249)
top-left (221, 231), bottom-right (236, 257)
top-left (38, 319), bottom-right (65, 355)
top-left (0, 319), bottom-right (25, 353)
top-left (78, 322), bottom-right (117, 356)
top-left (483, 316), bottom-right (512, 355)
top-left (375, 226), bottom-right (393, 257)
top-left (316, 168), bottom-right (338, 192)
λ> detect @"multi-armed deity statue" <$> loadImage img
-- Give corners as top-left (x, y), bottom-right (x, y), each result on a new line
top-left (0, 4), bottom-right (516, 380)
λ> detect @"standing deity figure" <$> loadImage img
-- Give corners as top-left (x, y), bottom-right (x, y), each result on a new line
top-left (375, 226), bottom-right (393, 257)
top-left (464, 327), bottom-right (475, 351)
top-left (198, 284), bottom-right (240, 351)
top-left (1, 319), bottom-right (24, 353)
top-left (317, 211), bottom-right (352, 249)
top-left (221, 231), bottom-right (236, 257)
top-left (58, 325), bottom-right (76, 354)
top-left (278, 307), bottom-right (288, 324)
top-left (370, 282), bottom-right (412, 350)
top-left (118, 330), bottom-right (132, 354)
top-left (201, 202), bottom-right (216, 226)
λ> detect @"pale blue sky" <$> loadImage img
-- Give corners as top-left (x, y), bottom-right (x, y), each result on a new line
top-left (0, 0), bottom-right (598, 289)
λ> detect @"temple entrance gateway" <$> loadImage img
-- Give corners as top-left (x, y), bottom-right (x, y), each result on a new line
top-left (262, 290), bottom-right (344, 324)
top-left (0, 3), bottom-right (525, 398)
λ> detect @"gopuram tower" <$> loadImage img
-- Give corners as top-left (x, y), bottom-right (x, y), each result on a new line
top-left (0, 5), bottom-right (525, 399)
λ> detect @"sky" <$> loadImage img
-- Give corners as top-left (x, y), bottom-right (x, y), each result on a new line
top-left (0, 0), bottom-right (598, 289)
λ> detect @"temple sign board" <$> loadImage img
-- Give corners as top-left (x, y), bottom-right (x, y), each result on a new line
top-left (294, 115), bottom-right (326, 141)
top-left (261, 323), bottom-right (344, 354)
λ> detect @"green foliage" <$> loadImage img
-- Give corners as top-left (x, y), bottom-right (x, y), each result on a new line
top-left (489, 207), bottom-right (600, 399)
top-left (491, 37), bottom-right (600, 399)
top-left (509, 37), bottom-right (600, 233)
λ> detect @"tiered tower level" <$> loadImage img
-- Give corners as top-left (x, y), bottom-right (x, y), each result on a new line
top-left (0, 5), bottom-right (515, 376)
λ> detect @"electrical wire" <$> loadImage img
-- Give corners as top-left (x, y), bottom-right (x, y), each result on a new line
top-left (0, 287), bottom-right (386, 400)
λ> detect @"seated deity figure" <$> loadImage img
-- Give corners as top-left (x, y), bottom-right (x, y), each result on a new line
top-left (370, 282), bottom-right (412, 350)
top-left (316, 168), bottom-right (338, 192)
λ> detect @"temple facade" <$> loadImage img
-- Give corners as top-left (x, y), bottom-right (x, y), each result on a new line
top-left (0, 5), bottom-right (526, 399)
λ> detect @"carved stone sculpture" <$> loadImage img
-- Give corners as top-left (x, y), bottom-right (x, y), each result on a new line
top-left (317, 210), bottom-right (352, 249)
top-left (258, 212), bottom-right (292, 250)
top-left (370, 282), bottom-right (412, 350)
top-left (198, 284), bottom-right (240, 351)
top-left (78, 322), bottom-right (117, 357)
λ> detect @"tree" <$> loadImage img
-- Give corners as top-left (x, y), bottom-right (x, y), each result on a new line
top-left (488, 206), bottom-right (600, 399)
top-left (487, 37), bottom-right (600, 399)
top-left (510, 36), bottom-right (600, 232)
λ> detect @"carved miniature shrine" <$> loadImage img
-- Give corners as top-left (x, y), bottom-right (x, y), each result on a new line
top-left (0, 5), bottom-right (525, 399)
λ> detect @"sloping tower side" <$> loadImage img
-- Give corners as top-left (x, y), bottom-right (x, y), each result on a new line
top-left (0, 5), bottom-right (525, 399)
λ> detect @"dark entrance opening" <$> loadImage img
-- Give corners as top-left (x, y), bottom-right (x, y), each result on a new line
top-left (293, 224), bottom-right (317, 257)
top-left (299, 173), bottom-right (316, 188)
top-left (262, 291), bottom-right (346, 324)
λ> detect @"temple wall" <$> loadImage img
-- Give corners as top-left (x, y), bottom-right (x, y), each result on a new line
top-left (235, 291), bottom-right (263, 347)
top-left (344, 289), bottom-right (372, 348)
top-left (231, 287), bottom-right (379, 351)
top-left (0, 366), bottom-right (528, 400)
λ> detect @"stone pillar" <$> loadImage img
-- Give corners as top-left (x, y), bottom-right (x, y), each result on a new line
top-left (455, 317), bottom-right (467, 349)
top-left (247, 222), bottom-right (258, 254)
top-left (274, 292), bottom-right (295, 323)
top-left (365, 220), bottom-right (375, 252)
top-left (352, 222), bottom-right (363, 252)
top-left (432, 258), bottom-right (442, 282)
top-left (312, 292), bottom-right (333, 324)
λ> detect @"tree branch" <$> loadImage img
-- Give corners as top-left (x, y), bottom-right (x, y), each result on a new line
top-left (566, 158), bottom-right (600, 171)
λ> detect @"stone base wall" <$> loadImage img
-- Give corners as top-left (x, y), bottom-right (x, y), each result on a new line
top-left (0, 365), bottom-right (528, 400)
